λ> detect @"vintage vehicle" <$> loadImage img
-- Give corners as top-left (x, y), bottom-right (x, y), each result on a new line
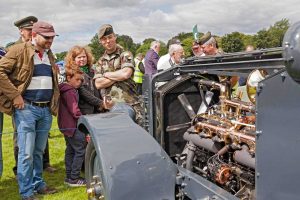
top-left (1, 22), bottom-right (300, 200)
top-left (80, 21), bottom-right (300, 200)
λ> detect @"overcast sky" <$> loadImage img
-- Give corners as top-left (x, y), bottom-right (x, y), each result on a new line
top-left (1, 0), bottom-right (299, 53)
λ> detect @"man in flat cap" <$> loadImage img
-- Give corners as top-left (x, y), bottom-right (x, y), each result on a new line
top-left (94, 24), bottom-right (143, 126)
top-left (6, 16), bottom-right (38, 50)
top-left (0, 21), bottom-right (59, 200)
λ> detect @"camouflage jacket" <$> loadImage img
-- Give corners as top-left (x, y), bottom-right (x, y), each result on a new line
top-left (95, 45), bottom-right (139, 105)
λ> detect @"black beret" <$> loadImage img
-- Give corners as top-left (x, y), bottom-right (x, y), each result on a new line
top-left (14, 16), bottom-right (38, 29)
top-left (98, 24), bottom-right (114, 39)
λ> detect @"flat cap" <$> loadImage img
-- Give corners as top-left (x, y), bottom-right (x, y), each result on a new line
top-left (98, 24), bottom-right (114, 39)
top-left (199, 31), bottom-right (212, 45)
top-left (14, 16), bottom-right (38, 29)
top-left (32, 21), bottom-right (58, 37)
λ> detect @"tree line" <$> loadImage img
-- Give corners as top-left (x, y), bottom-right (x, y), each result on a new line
top-left (55, 19), bottom-right (290, 62)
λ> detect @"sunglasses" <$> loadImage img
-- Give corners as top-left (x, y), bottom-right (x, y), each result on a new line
top-left (39, 34), bottom-right (55, 40)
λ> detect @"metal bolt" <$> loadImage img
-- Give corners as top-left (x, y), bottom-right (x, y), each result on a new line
top-left (99, 195), bottom-right (105, 200)
top-left (109, 166), bottom-right (113, 169)
top-left (137, 161), bottom-right (140, 164)
top-left (87, 188), bottom-right (95, 198)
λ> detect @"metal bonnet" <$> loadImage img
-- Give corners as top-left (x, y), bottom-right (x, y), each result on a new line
top-left (283, 21), bottom-right (300, 83)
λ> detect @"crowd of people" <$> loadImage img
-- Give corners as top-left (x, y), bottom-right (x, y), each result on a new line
top-left (0, 15), bottom-right (255, 200)
top-left (0, 16), bottom-right (140, 200)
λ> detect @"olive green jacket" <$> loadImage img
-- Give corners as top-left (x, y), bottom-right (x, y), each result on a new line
top-left (0, 41), bottom-right (59, 115)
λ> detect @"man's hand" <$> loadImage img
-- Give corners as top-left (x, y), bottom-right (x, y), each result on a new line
top-left (13, 95), bottom-right (25, 109)
top-left (102, 95), bottom-right (114, 110)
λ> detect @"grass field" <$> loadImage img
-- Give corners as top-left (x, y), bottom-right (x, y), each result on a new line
top-left (0, 114), bottom-right (87, 200)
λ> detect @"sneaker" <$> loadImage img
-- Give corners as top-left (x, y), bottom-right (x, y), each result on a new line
top-left (64, 177), bottom-right (70, 184)
top-left (65, 177), bottom-right (86, 187)
top-left (37, 186), bottom-right (58, 195)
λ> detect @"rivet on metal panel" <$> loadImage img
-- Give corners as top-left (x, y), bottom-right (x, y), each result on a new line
top-left (256, 130), bottom-right (262, 135)
top-left (162, 156), bottom-right (166, 160)
top-left (284, 42), bottom-right (290, 47)
top-left (211, 195), bottom-right (219, 200)
top-left (109, 166), bottom-right (113, 169)
top-left (256, 172), bottom-right (260, 177)
top-left (137, 161), bottom-right (140, 164)
top-left (281, 72), bottom-right (287, 82)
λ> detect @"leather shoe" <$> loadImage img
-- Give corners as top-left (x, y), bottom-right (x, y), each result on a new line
top-left (37, 186), bottom-right (58, 195)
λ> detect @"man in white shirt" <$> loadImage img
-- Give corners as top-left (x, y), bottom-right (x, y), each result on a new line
top-left (158, 44), bottom-right (184, 71)
top-left (157, 38), bottom-right (182, 71)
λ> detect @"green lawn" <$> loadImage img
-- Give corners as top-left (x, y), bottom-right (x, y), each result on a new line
top-left (0, 114), bottom-right (87, 200)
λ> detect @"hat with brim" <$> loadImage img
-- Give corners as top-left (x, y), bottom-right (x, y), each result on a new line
top-left (14, 16), bottom-right (38, 29)
top-left (32, 21), bottom-right (58, 37)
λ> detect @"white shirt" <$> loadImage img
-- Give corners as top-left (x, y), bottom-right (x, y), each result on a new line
top-left (157, 54), bottom-right (171, 71)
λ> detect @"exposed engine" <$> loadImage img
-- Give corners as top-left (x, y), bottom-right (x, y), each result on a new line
top-left (176, 78), bottom-right (257, 200)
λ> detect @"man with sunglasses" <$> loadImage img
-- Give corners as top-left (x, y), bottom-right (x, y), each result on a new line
top-left (7, 16), bottom-right (57, 182)
top-left (0, 21), bottom-right (59, 200)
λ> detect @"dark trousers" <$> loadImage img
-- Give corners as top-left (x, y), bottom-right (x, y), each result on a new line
top-left (136, 83), bottom-right (143, 95)
top-left (13, 131), bottom-right (51, 175)
top-left (64, 130), bottom-right (86, 180)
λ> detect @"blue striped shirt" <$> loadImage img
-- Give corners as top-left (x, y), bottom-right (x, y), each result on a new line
top-left (23, 51), bottom-right (53, 102)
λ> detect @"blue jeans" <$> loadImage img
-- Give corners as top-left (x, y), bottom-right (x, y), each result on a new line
top-left (14, 104), bottom-right (52, 198)
top-left (110, 102), bottom-right (136, 120)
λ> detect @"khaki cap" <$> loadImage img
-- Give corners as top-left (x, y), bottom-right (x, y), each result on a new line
top-left (98, 24), bottom-right (114, 39)
top-left (14, 16), bottom-right (38, 29)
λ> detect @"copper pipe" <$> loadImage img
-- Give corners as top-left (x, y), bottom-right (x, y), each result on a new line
top-left (195, 121), bottom-right (255, 143)
top-left (221, 98), bottom-right (255, 113)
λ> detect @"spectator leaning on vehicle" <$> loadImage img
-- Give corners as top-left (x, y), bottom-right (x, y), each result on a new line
top-left (94, 24), bottom-right (143, 126)
top-left (144, 40), bottom-right (160, 77)
top-left (157, 38), bottom-right (182, 71)
top-left (199, 31), bottom-right (223, 56)
top-left (0, 21), bottom-right (59, 200)
top-left (158, 44), bottom-right (184, 71)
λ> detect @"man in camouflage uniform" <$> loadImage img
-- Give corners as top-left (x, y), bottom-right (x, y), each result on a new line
top-left (94, 24), bottom-right (143, 126)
